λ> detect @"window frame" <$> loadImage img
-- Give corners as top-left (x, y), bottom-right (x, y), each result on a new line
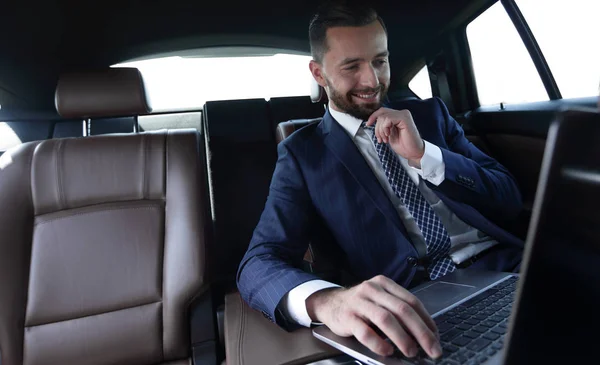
top-left (499, 0), bottom-right (561, 100)
top-left (427, 0), bottom-right (566, 111)
top-left (460, 0), bottom-right (562, 108)
top-left (407, 64), bottom-right (434, 100)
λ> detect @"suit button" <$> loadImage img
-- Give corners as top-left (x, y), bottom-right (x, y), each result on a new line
top-left (261, 311), bottom-right (272, 321)
top-left (407, 257), bottom-right (418, 267)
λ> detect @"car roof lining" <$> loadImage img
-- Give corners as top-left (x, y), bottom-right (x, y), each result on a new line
top-left (0, 0), bottom-right (496, 111)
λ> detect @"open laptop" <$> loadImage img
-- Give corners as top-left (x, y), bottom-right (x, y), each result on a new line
top-left (314, 108), bottom-right (600, 365)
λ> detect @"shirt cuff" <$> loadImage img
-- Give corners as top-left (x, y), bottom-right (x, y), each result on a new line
top-left (279, 280), bottom-right (341, 328)
top-left (410, 140), bottom-right (445, 186)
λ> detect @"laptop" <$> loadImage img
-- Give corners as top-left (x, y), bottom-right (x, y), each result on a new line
top-left (313, 108), bottom-right (600, 365)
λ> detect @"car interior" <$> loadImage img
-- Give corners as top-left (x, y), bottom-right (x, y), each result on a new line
top-left (0, 0), bottom-right (598, 364)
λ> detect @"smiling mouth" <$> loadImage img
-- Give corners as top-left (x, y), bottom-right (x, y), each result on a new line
top-left (352, 90), bottom-right (380, 101)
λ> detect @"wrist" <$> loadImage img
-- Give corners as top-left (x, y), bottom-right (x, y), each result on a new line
top-left (306, 287), bottom-right (343, 323)
top-left (408, 140), bottom-right (426, 168)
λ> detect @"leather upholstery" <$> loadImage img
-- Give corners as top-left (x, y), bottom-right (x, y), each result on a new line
top-left (0, 130), bottom-right (210, 365)
top-left (275, 118), bottom-right (322, 144)
top-left (0, 142), bottom-right (39, 365)
top-left (161, 360), bottom-right (192, 365)
top-left (224, 292), bottom-right (340, 365)
top-left (55, 68), bottom-right (151, 118)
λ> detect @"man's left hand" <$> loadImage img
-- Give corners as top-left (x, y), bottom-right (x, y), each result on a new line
top-left (366, 108), bottom-right (425, 168)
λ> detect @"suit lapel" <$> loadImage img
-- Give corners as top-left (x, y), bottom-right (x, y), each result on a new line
top-left (322, 110), bottom-right (404, 232)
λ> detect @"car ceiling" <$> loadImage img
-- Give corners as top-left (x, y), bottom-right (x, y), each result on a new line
top-left (0, 0), bottom-right (493, 113)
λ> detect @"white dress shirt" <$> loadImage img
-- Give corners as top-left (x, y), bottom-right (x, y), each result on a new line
top-left (280, 104), bottom-right (499, 327)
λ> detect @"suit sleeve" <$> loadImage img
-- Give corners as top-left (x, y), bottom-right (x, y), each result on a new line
top-left (237, 141), bottom-right (321, 330)
top-left (430, 97), bottom-right (523, 221)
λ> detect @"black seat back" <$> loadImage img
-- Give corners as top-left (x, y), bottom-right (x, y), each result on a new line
top-left (90, 117), bottom-right (136, 135)
top-left (203, 99), bottom-right (277, 298)
top-left (268, 96), bottom-right (324, 129)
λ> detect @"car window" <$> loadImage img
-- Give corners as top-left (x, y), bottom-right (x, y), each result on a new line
top-left (114, 49), bottom-right (313, 112)
top-left (516, 0), bottom-right (600, 99)
top-left (408, 66), bottom-right (433, 100)
top-left (0, 122), bottom-right (22, 151)
top-left (466, 2), bottom-right (548, 106)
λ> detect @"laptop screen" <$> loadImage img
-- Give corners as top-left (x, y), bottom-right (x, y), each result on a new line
top-left (505, 109), bottom-right (600, 364)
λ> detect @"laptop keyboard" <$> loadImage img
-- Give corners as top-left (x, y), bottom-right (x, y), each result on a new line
top-left (392, 276), bottom-right (518, 365)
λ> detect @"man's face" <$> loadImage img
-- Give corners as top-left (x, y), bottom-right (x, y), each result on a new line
top-left (310, 20), bottom-right (390, 121)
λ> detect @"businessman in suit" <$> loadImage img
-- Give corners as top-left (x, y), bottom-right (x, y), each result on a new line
top-left (237, 1), bottom-right (523, 359)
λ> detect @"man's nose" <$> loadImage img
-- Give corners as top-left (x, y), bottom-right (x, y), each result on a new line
top-left (359, 65), bottom-right (379, 89)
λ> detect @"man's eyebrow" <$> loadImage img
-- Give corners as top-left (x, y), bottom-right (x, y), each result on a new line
top-left (339, 57), bottom-right (362, 66)
top-left (339, 51), bottom-right (389, 66)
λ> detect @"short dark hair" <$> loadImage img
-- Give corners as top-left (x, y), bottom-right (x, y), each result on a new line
top-left (309, 0), bottom-right (387, 63)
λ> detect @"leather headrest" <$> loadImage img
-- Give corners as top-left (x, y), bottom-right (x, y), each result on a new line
top-left (55, 68), bottom-right (151, 119)
top-left (310, 77), bottom-right (325, 104)
top-left (275, 118), bottom-right (322, 144)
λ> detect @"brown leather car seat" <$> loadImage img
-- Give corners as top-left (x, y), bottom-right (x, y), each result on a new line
top-left (274, 118), bottom-right (322, 144)
top-left (0, 68), bottom-right (214, 365)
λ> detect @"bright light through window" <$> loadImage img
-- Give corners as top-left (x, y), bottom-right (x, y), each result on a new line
top-left (114, 52), bottom-right (313, 112)
top-left (408, 66), bottom-right (433, 100)
top-left (0, 122), bottom-right (21, 151)
top-left (467, 2), bottom-right (549, 105)
top-left (517, 0), bottom-right (600, 99)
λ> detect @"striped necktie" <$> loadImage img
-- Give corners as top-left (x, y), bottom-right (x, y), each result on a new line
top-left (362, 123), bottom-right (455, 280)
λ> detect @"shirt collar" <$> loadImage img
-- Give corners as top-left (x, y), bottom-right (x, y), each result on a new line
top-left (328, 102), bottom-right (363, 139)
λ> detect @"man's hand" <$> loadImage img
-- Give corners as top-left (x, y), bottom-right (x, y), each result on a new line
top-left (365, 108), bottom-right (425, 168)
top-left (306, 275), bottom-right (442, 359)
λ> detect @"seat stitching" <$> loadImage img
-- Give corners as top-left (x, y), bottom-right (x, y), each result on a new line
top-left (28, 143), bottom-right (37, 210)
top-left (25, 300), bottom-right (162, 328)
top-left (238, 294), bottom-right (245, 365)
top-left (162, 132), bottom-right (167, 198)
top-left (142, 133), bottom-right (148, 200)
top-left (54, 140), bottom-right (64, 210)
top-left (35, 205), bottom-right (160, 226)
top-left (59, 139), bottom-right (67, 209)
top-left (162, 131), bottom-right (169, 359)
top-left (160, 300), bottom-right (165, 362)
top-left (23, 143), bottom-right (39, 365)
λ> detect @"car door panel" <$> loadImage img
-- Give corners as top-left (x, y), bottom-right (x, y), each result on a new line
top-left (458, 96), bottom-right (598, 238)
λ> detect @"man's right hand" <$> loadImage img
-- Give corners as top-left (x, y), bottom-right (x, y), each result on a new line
top-left (306, 275), bottom-right (442, 359)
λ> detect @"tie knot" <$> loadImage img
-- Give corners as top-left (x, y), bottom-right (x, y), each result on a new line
top-left (361, 122), bottom-right (374, 131)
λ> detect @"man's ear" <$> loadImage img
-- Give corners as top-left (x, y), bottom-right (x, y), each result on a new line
top-left (309, 60), bottom-right (327, 88)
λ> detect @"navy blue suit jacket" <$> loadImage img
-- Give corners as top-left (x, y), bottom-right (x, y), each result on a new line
top-left (237, 97), bottom-right (523, 328)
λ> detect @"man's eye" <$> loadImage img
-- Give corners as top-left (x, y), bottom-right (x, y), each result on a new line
top-left (344, 64), bottom-right (359, 71)
top-left (374, 59), bottom-right (388, 66)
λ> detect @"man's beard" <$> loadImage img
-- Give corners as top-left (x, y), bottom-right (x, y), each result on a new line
top-left (325, 78), bottom-right (388, 121)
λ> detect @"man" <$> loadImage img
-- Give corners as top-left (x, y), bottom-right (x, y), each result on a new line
top-left (237, 1), bottom-right (523, 360)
